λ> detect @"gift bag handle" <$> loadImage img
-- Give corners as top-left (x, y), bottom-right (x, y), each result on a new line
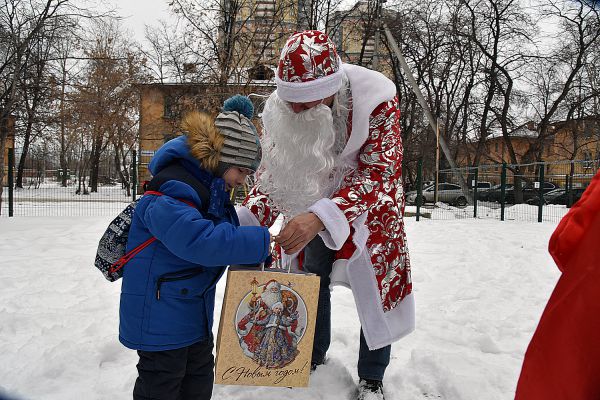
top-left (260, 256), bottom-right (292, 273)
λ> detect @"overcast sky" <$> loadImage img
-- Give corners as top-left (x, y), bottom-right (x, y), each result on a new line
top-left (108, 0), bottom-right (175, 44)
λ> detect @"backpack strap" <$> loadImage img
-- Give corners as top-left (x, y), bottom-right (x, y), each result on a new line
top-left (108, 236), bottom-right (158, 276)
top-left (145, 162), bottom-right (211, 213)
top-left (107, 190), bottom-right (196, 277)
top-left (144, 190), bottom-right (196, 208)
top-left (107, 163), bottom-right (213, 278)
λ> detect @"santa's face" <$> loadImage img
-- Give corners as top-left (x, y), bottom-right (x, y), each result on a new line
top-left (261, 284), bottom-right (282, 308)
top-left (257, 92), bottom-right (341, 217)
top-left (288, 95), bottom-right (335, 114)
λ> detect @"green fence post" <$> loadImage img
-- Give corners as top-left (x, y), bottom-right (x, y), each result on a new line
top-left (569, 171), bottom-right (574, 207)
top-left (8, 148), bottom-right (14, 217)
top-left (567, 173), bottom-right (574, 208)
top-left (564, 174), bottom-right (570, 208)
top-left (416, 158), bottom-right (423, 222)
top-left (500, 163), bottom-right (507, 221)
top-left (537, 163), bottom-right (545, 223)
top-left (132, 150), bottom-right (137, 201)
top-left (473, 167), bottom-right (479, 218)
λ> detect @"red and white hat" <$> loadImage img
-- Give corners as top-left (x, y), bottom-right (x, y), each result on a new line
top-left (276, 30), bottom-right (344, 103)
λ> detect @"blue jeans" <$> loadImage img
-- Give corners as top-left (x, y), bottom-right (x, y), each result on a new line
top-left (303, 236), bottom-right (391, 381)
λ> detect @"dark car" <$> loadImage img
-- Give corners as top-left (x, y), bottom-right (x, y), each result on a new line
top-left (484, 182), bottom-right (558, 204)
top-left (480, 184), bottom-right (514, 202)
top-left (526, 188), bottom-right (586, 206)
top-left (508, 182), bottom-right (559, 203)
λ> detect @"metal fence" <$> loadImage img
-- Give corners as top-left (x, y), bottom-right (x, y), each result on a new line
top-left (1, 149), bottom-right (138, 217)
top-left (1, 148), bottom-right (252, 218)
top-left (406, 159), bottom-right (599, 223)
top-left (3, 146), bottom-right (598, 223)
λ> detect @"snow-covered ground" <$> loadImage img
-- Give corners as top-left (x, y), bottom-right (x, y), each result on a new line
top-left (0, 214), bottom-right (560, 400)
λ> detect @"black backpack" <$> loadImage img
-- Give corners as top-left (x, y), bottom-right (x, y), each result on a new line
top-left (94, 163), bottom-right (210, 282)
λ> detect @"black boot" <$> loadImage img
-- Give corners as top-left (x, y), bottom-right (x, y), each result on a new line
top-left (357, 379), bottom-right (385, 400)
top-left (310, 357), bottom-right (326, 373)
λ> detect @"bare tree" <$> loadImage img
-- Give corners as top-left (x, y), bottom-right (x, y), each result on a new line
top-left (168, 0), bottom-right (344, 85)
top-left (299, 0), bottom-right (345, 31)
top-left (524, 0), bottom-right (600, 162)
top-left (0, 0), bottom-right (70, 211)
top-left (14, 19), bottom-right (64, 188)
top-left (72, 20), bottom-right (147, 193)
top-left (52, 35), bottom-right (82, 187)
top-left (141, 20), bottom-right (209, 83)
top-left (381, 0), bottom-right (482, 184)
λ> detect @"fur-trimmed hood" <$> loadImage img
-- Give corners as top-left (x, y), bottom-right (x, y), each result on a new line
top-left (148, 110), bottom-right (226, 177)
top-left (148, 135), bottom-right (202, 176)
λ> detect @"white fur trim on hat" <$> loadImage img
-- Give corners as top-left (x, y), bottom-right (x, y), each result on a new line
top-left (275, 62), bottom-right (345, 103)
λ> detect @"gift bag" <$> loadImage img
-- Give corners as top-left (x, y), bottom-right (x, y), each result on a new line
top-left (215, 265), bottom-right (319, 387)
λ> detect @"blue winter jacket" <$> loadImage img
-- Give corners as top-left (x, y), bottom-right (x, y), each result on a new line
top-left (119, 136), bottom-right (270, 351)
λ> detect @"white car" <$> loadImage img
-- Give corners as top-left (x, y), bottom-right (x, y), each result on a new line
top-left (406, 182), bottom-right (491, 207)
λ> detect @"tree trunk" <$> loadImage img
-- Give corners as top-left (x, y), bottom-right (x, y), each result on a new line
top-left (89, 132), bottom-right (102, 192)
top-left (59, 63), bottom-right (68, 187)
top-left (114, 144), bottom-right (131, 197)
top-left (0, 128), bottom-right (6, 215)
top-left (16, 118), bottom-right (34, 188)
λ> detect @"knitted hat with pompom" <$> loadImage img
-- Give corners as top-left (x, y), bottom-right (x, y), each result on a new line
top-left (183, 95), bottom-right (262, 177)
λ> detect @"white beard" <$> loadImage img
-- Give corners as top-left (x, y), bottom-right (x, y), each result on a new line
top-left (261, 290), bottom-right (282, 308)
top-left (257, 87), bottom-right (350, 218)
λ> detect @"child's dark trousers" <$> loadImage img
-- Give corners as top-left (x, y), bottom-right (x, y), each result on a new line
top-left (133, 338), bottom-right (214, 400)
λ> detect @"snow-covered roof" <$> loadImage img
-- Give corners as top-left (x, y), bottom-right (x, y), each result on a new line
top-left (487, 125), bottom-right (539, 140)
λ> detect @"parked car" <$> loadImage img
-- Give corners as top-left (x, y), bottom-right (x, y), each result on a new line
top-left (406, 184), bottom-right (434, 205)
top-left (526, 188), bottom-right (586, 206)
top-left (434, 181), bottom-right (493, 206)
top-left (406, 183), bottom-right (460, 204)
top-left (472, 181), bottom-right (493, 197)
top-left (423, 183), bottom-right (464, 206)
top-left (475, 181), bottom-right (493, 190)
top-left (484, 182), bottom-right (559, 204)
top-left (479, 184), bottom-right (513, 202)
top-left (508, 182), bottom-right (559, 203)
top-left (406, 182), bottom-right (489, 207)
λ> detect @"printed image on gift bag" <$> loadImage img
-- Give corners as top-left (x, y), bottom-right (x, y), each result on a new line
top-left (215, 267), bottom-right (319, 388)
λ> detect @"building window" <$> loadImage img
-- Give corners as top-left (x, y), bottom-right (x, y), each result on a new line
top-left (164, 94), bottom-right (177, 119)
top-left (583, 151), bottom-right (593, 170)
top-left (248, 64), bottom-right (274, 81)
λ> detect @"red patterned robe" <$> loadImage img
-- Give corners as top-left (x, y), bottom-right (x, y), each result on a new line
top-left (238, 64), bottom-right (414, 350)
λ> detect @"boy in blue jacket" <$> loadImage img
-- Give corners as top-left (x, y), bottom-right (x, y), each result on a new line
top-left (119, 96), bottom-right (270, 400)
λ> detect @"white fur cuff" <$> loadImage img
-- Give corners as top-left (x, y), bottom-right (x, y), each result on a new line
top-left (235, 205), bottom-right (261, 226)
top-left (308, 198), bottom-right (350, 250)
